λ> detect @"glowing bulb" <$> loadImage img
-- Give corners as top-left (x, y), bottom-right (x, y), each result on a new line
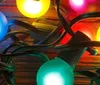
top-left (69, 0), bottom-right (87, 13)
top-left (23, 1), bottom-right (42, 14)
top-left (36, 57), bottom-right (74, 85)
top-left (0, 12), bottom-right (8, 41)
top-left (96, 27), bottom-right (100, 41)
top-left (71, 0), bottom-right (84, 6)
top-left (44, 72), bottom-right (64, 85)
top-left (60, 23), bottom-right (94, 44)
top-left (16, 0), bottom-right (50, 18)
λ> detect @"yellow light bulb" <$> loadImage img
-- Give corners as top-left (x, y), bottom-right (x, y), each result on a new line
top-left (96, 27), bottom-right (100, 41)
top-left (16, 0), bottom-right (50, 18)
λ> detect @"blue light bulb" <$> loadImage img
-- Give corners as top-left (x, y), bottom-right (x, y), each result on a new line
top-left (0, 12), bottom-right (8, 41)
top-left (36, 57), bottom-right (74, 85)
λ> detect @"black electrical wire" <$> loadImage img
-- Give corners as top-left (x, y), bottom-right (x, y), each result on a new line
top-left (8, 20), bottom-right (42, 33)
top-left (70, 12), bottom-right (100, 27)
top-left (8, 20), bottom-right (65, 45)
top-left (37, 24), bottom-right (62, 44)
top-left (3, 26), bottom-right (66, 53)
top-left (0, 30), bottom-right (64, 57)
top-left (1, 41), bottom-right (28, 64)
top-left (8, 28), bottom-right (19, 42)
top-left (3, 71), bottom-right (15, 85)
top-left (7, 31), bottom-right (67, 54)
top-left (0, 50), bottom-right (40, 56)
top-left (75, 70), bottom-right (98, 78)
top-left (6, 30), bottom-right (30, 37)
top-left (2, 41), bottom-right (28, 54)
top-left (0, 31), bottom-right (31, 43)
top-left (0, 30), bottom-right (66, 65)
top-left (1, 41), bottom-right (49, 64)
top-left (75, 69), bottom-right (100, 85)
top-left (8, 20), bottom-right (46, 40)
top-left (34, 17), bottom-right (58, 26)
top-left (0, 41), bottom-right (27, 80)
top-left (0, 20), bottom-right (63, 47)
top-left (0, 62), bottom-right (14, 72)
top-left (0, 50), bottom-right (49, 62)
top-left (96, 68), bottom-right (100, 74)
top-left (55, 0), bottom-right (75, 36)
top-left (0, 41), bottom-right (100, 57)
top-left (55, 41), bottom-right (100, 50)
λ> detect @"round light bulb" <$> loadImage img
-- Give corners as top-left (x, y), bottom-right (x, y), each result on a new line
top-left (69, 0), bottom-right (87, 13)
top-left (0, 12), bottom-right (8, 41)
top-left (44, 72), bottom-right (64, 85)
top-left (36, 57), bottom-right (74, 85)
top-left (16, 0), bottom-right (50, 18)
top-left (71, 0), bottom-right (84, 6)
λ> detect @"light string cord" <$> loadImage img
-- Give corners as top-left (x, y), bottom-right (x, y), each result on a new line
top-left (0, 0), bottom-right (100, 85)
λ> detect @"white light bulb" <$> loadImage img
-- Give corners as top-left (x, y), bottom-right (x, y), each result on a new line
top-left (43, 72), bottom-right (64, 85)
top-left (23, 0), bottom-right (42, 14)
top-left (72, 0), bottom-right (84, 6)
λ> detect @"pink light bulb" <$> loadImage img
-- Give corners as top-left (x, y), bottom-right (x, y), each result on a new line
top-left (69, 0), bottom-right (87, 13)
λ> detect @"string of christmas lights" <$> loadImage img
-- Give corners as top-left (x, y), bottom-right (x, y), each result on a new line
top-left (0, 0), bottom-right (100, 85)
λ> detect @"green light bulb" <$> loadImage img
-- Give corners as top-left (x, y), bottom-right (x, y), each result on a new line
top-left (36, 57), bottom-right (74, 85)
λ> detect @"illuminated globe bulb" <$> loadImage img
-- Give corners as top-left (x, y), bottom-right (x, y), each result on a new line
top-left (16, 0), bottom-right (50, 18)
top-left (69, 0), bottom-right (87, 13)
top-left (0, 12), bottom-right (8, 41)
top-left (36, 57), bottom-right (74, 85)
